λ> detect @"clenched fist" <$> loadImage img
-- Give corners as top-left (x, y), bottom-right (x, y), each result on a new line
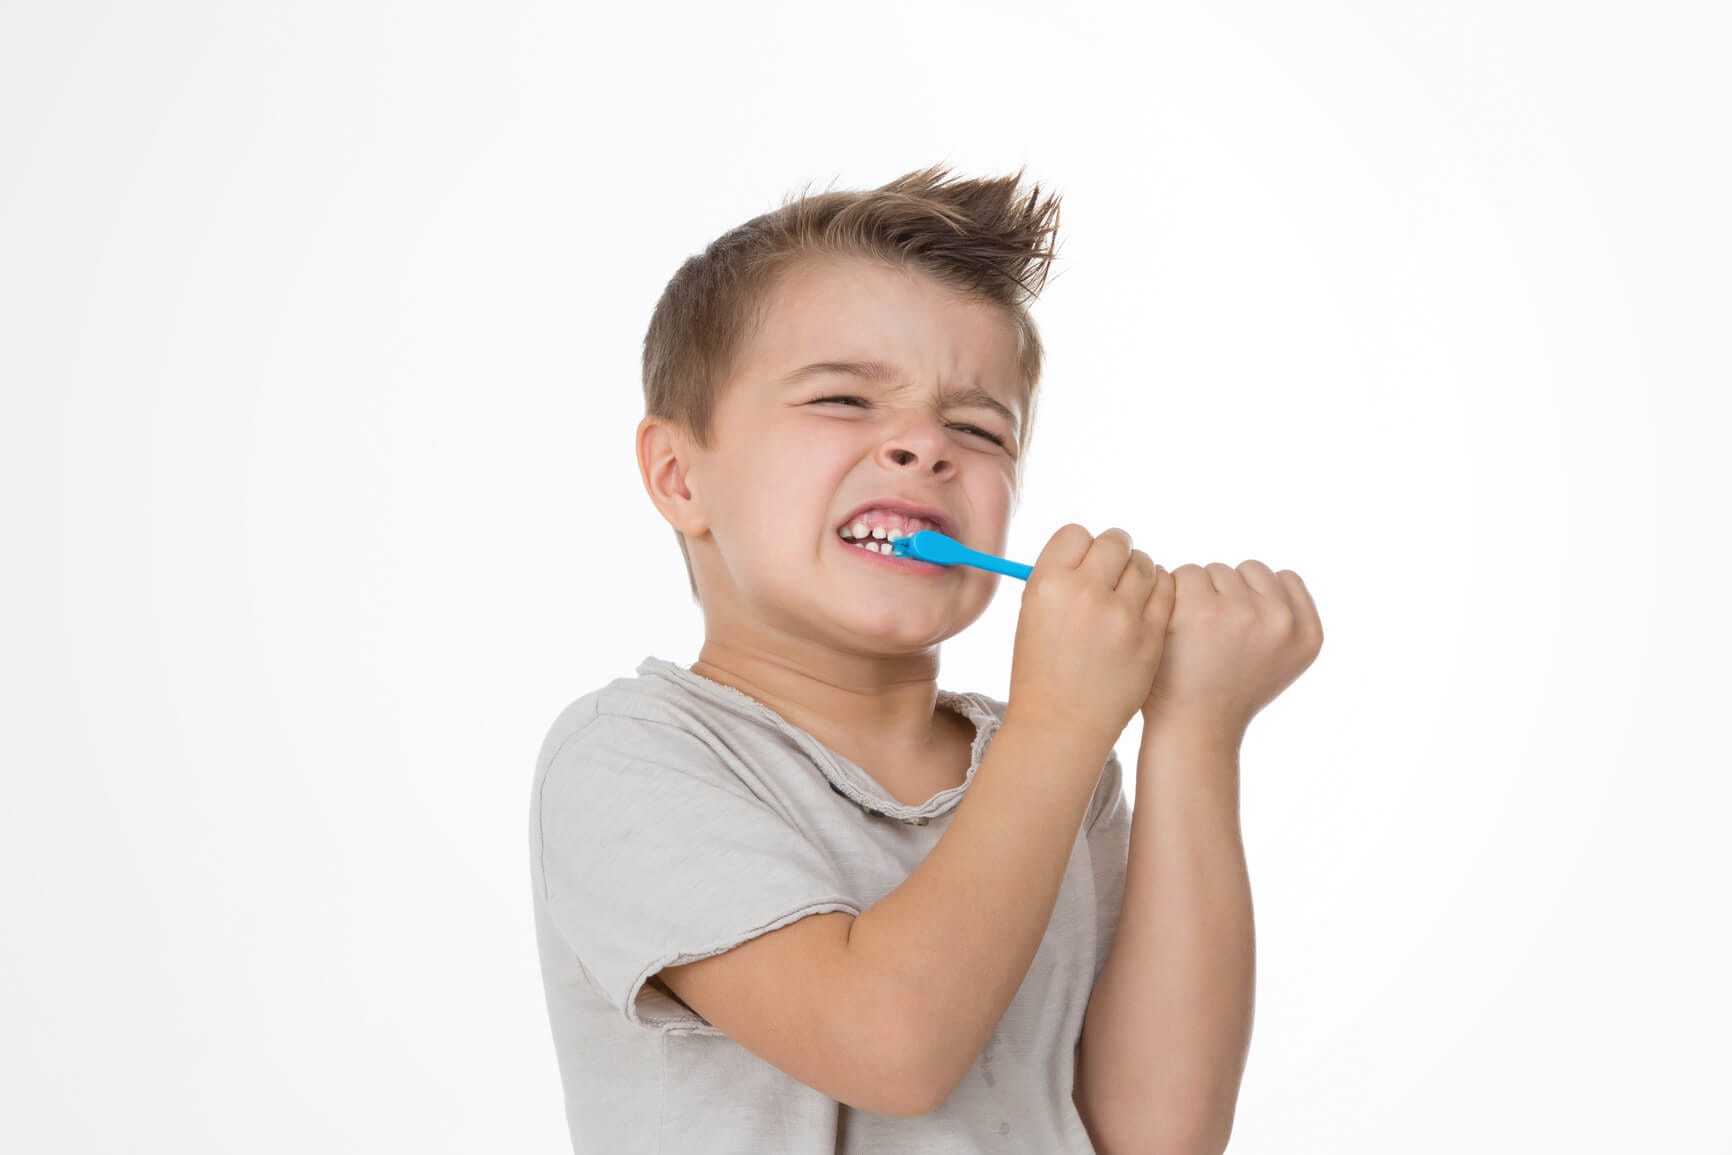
top-left (1007, 524), bottom-right (1177, 758)
top-left (1141, 561), bottom-right (1323, 743)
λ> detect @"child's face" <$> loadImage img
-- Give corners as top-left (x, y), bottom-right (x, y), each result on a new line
top-left (668, 255), bottom-right (1025, 651)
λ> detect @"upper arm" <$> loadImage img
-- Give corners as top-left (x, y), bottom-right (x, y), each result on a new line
top-left (532, 711), bottom-right (937, 1115)
top-left (657, 911), bottom-right (933, 1116)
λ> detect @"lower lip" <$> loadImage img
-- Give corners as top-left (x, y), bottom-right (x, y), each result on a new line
top-left (834, 535), bottom-right (949, 574)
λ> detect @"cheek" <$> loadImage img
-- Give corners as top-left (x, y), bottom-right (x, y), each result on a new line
top-left (774, 421), bottom-right (856, 463)
top-left (967, 473), bottom-right (1015, 535)
top-left (736, 454), bottom-right (846, 542)
top-left (766, 438), bottom-right (855, 503)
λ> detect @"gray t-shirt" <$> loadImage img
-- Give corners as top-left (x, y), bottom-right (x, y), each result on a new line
top-left (527, 655), bottom-right (1131, 1154)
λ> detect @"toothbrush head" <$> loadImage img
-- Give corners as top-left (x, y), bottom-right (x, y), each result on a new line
top-left (890, 530), bottom-right (969, 566)
top-left (890, 528), bottom-right (1034, 582)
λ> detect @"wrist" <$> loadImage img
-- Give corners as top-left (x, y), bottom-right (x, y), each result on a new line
top-left (1135, 727), bottom-right (1244, 812)
top-left (1139, 707), bottom-right (1246, 755)
top-left (1003, 704), bottom-right (1119, 761)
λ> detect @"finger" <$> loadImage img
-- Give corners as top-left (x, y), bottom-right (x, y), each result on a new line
top-left (1144, 563), bottom-right (1176, 626)
top-left (1277, 569), bottom-right (1321, 633)
top-left (1034, 523), bottom-right (1096, 576)
top-left (1116, 547), bottom-right (1159, 599)
top-left (1204, 561), bottom-right (1244, 597)
top-left (1236, 559), bottom-right (1283, 598)
top-left (1082, 527), bottom-right (1134, 585)
top-left (1169, 562), bottom-right (1212, 606)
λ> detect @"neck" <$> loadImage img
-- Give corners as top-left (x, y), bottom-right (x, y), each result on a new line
top-left (688, 638), bottom-right (949, 759)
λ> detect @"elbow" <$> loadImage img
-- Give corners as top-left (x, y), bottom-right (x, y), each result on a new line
top-left (859, 996), bottom-right (961, 1118)
top-left (884, 1002), bottom-right (975, 1118)
top-left (844, 1048), bottom-right (944, 1118)
top-left (835, 945), bottom-right (956, 1117)
top-left (877, 1023), bottom-right (956, 1118)
top-left (882, 1063), bottom-right (954, 1119)
top-left (832, 992), bottom-right (948, 1118)
top-left (873, 1061), bottom-right (947, 1118)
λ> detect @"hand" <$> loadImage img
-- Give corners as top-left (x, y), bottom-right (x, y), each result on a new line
top-left (1007, 524), bottom-right (1177, 756)
top-left (1141, 561), bottom-right (1323, 743)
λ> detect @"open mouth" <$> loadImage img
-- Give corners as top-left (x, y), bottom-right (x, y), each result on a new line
top-left (833, 526), bottom-right (945, 571)
top-left (830, 502), bottom-right (954, 571)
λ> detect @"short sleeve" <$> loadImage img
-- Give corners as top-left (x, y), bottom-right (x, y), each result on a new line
top-left (1083, 748), bottom-right (1131, 989)
top-left (534, 712), bottom-right (863, 1034)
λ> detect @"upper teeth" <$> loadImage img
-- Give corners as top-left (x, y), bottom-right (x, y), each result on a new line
top-left (838, 511), bottom-right (938, 546)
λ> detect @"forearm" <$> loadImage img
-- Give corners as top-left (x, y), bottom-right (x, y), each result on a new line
top-left (846, 710), bottom-right (1110, 1106)
top-left (1075, 726), bottom-right (1255, 1155)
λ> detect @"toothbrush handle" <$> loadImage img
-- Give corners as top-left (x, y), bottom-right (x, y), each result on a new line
top-left (956, 547), bottom-right (1033, 581)
top-left (893, 531), bottom-right (1034, 580)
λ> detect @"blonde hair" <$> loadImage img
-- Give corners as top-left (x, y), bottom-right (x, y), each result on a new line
top-left (641, 163), bottom-right (1063, 603)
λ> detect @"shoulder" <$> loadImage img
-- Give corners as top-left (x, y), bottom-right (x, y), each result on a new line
top-left (535, 661), bottom-right (720, 761)
top-left (531, 672), bottom-right (760, 812)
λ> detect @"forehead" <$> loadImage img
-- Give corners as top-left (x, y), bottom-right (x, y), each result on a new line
top-left (742, 257), bottom-right (1025, 395)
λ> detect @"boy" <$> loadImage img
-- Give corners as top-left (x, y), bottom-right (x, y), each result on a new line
top-left (528, 164), bottom-right (1322, 1152)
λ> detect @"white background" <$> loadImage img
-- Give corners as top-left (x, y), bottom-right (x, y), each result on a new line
top-left (4, 2), bottom-right (1728, 1151)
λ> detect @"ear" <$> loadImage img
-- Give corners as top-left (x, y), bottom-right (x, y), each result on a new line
top-left (637, 415), bottom-right (709, 538)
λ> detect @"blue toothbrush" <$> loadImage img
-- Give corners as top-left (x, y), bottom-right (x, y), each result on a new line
top-left (889, 530), bottom-right (1033, 580)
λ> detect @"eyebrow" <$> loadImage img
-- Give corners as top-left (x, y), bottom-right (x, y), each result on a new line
top-left (774, 359), bottom-right (1022, 436)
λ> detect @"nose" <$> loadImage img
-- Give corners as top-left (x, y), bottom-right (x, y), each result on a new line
top-left (880, 416), bottom-right (957, 476)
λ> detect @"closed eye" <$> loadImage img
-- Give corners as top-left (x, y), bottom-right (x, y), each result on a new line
top-left (809, 395), bottom-right (1008, 448)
